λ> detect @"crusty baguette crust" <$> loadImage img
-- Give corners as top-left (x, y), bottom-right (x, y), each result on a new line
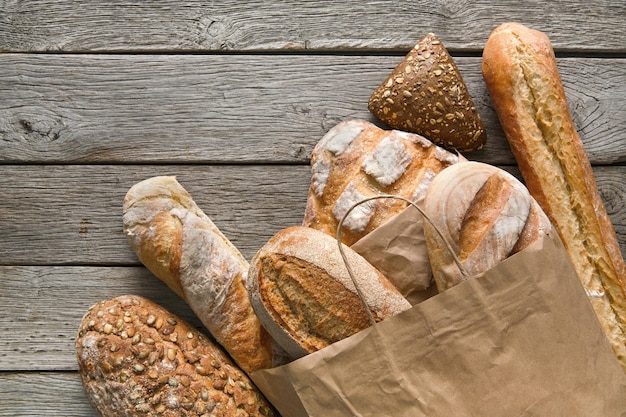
top-left (423, 161), bottom-right (552, 290)
top-left (247, 226), bottom-right (411, 359)
top-left (76, 295), bottom-right (275, 416)
top-left (123, 176), bottom-right (274, 373)
top-left (482, 22), bottom-right (626, 370)
top-left (303, 119), bottom-right (460, 246)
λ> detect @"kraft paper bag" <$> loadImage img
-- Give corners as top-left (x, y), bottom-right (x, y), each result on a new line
top-left (351, 205), bottom-right (437, 305)
top-left (350, 152), bottom-right (467, 306)
top-left (251, 232), bottom-right (626, 417)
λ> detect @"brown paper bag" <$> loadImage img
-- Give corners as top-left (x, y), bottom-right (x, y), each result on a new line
top-left (350, 205), bottom-right (436, 305)
top-left (251, 232), bottom-right (626, 416)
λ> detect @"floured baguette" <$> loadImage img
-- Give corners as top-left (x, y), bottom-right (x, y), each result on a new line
top-left (76, 295), bottom-right (275, 416)
top-left (423, 161), bottom-right (553, 290)
top-left (482, 22), bottom-right (626, 370)
top-left (303, 119), bottom-right (461, 246)
top-left (123, 176), bottom-right (279, 373)
top-left (247, 226), bottom-right (411, 359)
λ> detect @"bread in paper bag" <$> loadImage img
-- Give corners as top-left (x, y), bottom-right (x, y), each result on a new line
top-left (251, 233), bottom-right (626, 417)
top-left (303, 119), bottom-right (461, 247)
top-left (246, 225), bottom-right (411, 359)
top-left (423, 161), bottom-right (552, 291)
top-left (303, 119), bottom-right (464, 302)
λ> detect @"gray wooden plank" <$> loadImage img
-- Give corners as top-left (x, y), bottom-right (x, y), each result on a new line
top-left (0, 372), bottom-right (96, 416)
top-left (1, 54), bottom-right (624, 165)
top-left (0, 164), bottom-right (624, 266)
top-left (0, 164), bottom-right (311, 265)
top-left (0, 266), bottom-right (203, 372)
top-left (1, 1), bottom-right (625, 52)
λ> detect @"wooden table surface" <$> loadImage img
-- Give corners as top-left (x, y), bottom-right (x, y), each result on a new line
top-left (1, 2), bottom-right (625, 415)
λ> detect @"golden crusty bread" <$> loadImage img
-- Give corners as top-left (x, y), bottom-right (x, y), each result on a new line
top-left (303, 119), bottom-right (461, 246)
top-left (123, 176), bottom-right (276, 373)
top-left (75, 295), bottom-right (275, 416)
top-left (482, 22), bottom-right (626, 371)
top-left (368, 33), bottom-right (487, 152)
top-left (423, 161), bottom-right (553, 291)
top-left (247, 226), bottom-right (411, 359)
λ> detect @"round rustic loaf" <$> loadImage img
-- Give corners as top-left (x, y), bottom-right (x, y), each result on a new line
top-left (75, 295), bottom-right (275, 417)
top-left (423, 161), bottom-right (552, 290)
top-left (247, 226), bottom-right (411, 359)
top-left (303, 119), bottom-right (461, 246)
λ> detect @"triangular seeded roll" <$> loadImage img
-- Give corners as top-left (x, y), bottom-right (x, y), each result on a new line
top-left (368, 33), bottom-right (487, 152)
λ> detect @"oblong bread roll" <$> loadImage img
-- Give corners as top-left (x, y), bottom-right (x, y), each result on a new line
top-left (247, 226), bottom-right (411, 359)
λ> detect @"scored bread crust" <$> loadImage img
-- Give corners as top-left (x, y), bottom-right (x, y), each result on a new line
top-left (423, 162), bottom-right (552, 290)
top-left (247, 226), bottom-right (411, 359)
top-left (75, 295), bottom-right (275, 416)
top-left (123, 176), bottom-right (274, 373)
top-left (482, 22), bottom-right (626, 371)
top-left (303, 119), bottom-right (461, 246)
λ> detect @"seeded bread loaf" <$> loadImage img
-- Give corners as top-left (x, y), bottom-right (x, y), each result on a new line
top-left (303, 119), bottom-right (461, 246)
top-left (246, 226), bottom-right (412, 359)
top-left (482, 22), bottom-right (626, 371)
top-left (423, 161), bottom-right (553, 290)
top-left (76, 295), bottom-right (275, 416)
top-left (368, 33), bottom-right (487, 152)
top-left (123, 176), bottom-right (277, 373)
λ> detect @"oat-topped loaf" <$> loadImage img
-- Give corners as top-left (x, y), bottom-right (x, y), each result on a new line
top-left (76, 295), bottom-right (275, 417)
top-left (303, 119), bottom-right (461, 246)
top-left (368, 33), bottom-right (486, 152)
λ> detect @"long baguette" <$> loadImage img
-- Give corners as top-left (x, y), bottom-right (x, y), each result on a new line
top-left (123, 176), bottom-right (277, 373)
top-left (482, 22), bottom-right (626, 370)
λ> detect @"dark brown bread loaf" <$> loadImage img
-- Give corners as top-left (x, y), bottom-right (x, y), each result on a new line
top-left (75, 295), bottom-right (275, 416)
top-left (368, 33), bottom-right (487, 152)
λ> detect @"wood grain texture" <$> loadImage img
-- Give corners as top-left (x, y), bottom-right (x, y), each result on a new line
top-left (0, 164), bottom-right (623, 267)
top-left (2, 3), bottom-right (626, 414)
top-left (1, 1), bottom-right (625, 53)
top-left (0, 372), bottom-right (97, 416)
top-left (0, 164), bottom-right (311, 265)
top-left (0, 266), bottom-right (203, 372)
top-left (1, 54), bottom-right (624, 164)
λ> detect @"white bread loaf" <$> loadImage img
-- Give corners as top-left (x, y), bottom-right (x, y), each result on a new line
top-left (423, 161), bottom-right (552, 290)
top-left (76, 295), bottom-right (275, 416)
top-left (247, 226), bottom-right (411, 359)
top-left (482, 22), bottom-right (626, 371)
top-left (303, 119), bottom-right (461, 246)
top-left (123, 176), bottom-right (277, 373)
